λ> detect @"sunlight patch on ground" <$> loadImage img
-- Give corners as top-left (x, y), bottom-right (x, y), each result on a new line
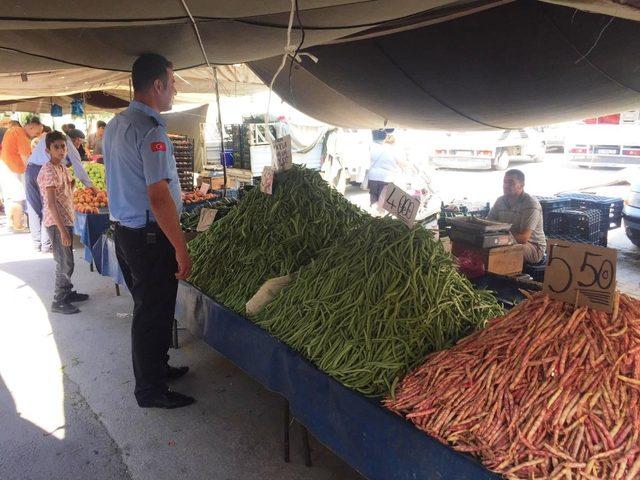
top-left (0, 268), bottom-right (65, 440)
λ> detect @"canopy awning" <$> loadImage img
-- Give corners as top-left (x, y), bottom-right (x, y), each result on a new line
top-left (1, 0), bottom-right (639, 128)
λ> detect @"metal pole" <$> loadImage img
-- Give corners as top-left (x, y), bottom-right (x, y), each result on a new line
top-left (213, 67), bottom-right (227, 197)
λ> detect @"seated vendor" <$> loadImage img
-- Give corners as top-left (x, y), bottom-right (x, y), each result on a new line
top-left (487, 169), bottom-right (546, 264)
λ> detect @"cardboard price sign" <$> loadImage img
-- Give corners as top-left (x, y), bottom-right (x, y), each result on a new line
top-left (260, 166), bottom-right (274, 195)
top-left (199, 182), bottom-right (210, 195)
top-left (543, 239), bottom-right (617, 313)
top-left (196, 208), bottom-right (218, 232)
top-left (381, 183), bottom-right (420, 227)
top-left (272, 135), bottom-right (293, 171)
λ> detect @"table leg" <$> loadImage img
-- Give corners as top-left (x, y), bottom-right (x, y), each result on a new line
top-left (171, 318), bottom-right (179, 349)
top-left (115, 284), bottom-right (120, 296)
top-left (302, 424), bottom-right (312, 467)
top-left (89, 262), bottom-right (94, 272)
top-left (284, 400), bottom-right (290, 463)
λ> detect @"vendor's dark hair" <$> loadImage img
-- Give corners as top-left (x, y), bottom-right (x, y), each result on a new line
top-left (26, 116), bottom-right (41, 125)
top-left (46, 130), bottom-right (67, 148)
top-left (43, 125), bottom-right (52, 133)
top-left (97, 120), bottom-right (107, 128)
top-left (505, 169), bottom-right (525, 184)
top-left (132, 53), bottom-right (173, 92)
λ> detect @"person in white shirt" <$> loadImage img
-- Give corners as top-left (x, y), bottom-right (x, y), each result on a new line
top-left (367, 130), bottom-right (408, 214)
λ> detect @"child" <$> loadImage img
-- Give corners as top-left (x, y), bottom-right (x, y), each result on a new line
top-left (37, 131), bottom-right (89, 314)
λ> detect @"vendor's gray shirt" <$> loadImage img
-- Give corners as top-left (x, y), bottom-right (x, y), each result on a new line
top-left (488, 192), bottom-right (546, 251)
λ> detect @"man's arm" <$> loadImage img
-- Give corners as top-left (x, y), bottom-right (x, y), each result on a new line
top-left (513, 229), bottom-right (533, 244)
top-left (45, 187), bottom-right (72, 246)
top-left (147, 180), bottom-right (191, 280)
top-left (66, 138), bottom-right (95, 189)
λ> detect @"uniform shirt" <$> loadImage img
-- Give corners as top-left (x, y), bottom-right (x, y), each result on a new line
top-left (28, 133), bottom-right (93, 187)
top-left (37, 161), bottom-right (75, 228)
top-left (488, 192), bottom-right (546, 251)
top-left (1, 126), bottom-right (31, 173)
top-left (368, 141), bottom-right (399, 182)
top-left (103, 100), bottom-right (182, 228)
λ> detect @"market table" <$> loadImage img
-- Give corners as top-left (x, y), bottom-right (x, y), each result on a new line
top-left (90, 233), bottom-right (126, 293)
top-left (73, 210), bottom-right (110, 265)
top-left (174, 281), bottom-right (500, 480)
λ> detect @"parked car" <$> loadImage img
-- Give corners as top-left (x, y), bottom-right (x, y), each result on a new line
top-left (430, 129), bottom-right (545, 171)
top-left (624, 181), bottom-right (640, 247)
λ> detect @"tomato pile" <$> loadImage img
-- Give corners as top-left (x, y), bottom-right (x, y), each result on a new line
top-left (73, 188), bottom-right (108, 214)
top-left (182, 190), bottom-right (216, 205)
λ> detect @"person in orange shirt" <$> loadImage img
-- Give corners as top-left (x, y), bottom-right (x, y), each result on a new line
top-left (0, 117), bottom-right (43, 232)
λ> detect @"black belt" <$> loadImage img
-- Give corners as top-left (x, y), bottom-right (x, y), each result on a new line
top-left (112, 221), bottom-right (158, 232)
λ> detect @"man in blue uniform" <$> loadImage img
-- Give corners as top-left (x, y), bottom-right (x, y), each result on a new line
top-left (103, 53), bottom-right (194, 409)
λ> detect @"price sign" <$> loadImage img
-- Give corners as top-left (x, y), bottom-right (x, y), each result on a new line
top-left (381, 183), bottom-right (420, 227)
top-left (196, 208), bottom-right (218, 232)
top-left (199, 182), bottom-right (210, 195)
top-left (260, 166), bottom-right (274, 195)
top-left (272, 135), bottom-right (293, 171)
top-left (543, 239), bottom-right (617, 313)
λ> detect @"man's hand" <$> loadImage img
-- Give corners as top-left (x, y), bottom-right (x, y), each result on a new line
top-left (88, 185), bottom-right (99, 194)
top-left (60, 228), bottom-right (72, 247)
top-left (175, 245), bottom-right (192, 280)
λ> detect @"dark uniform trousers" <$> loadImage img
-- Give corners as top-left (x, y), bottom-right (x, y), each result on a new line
top-left (114, 223), bottom-right (177, 401)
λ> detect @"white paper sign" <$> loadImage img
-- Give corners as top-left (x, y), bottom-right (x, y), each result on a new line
top-left (199, 182), bottom-right (210, 195)
top-left (381, 183), bottom-right (420, 227)
top-left (273, 135), bottom-right (293, 171)
top-left (196, 208), bottom-right (218, 232)
top-left (260, 166), bottom-right (274, 195)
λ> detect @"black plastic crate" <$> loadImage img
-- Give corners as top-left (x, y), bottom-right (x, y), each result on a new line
top-left (535, 196), bottom-right (572, 231)
top-left (546, 208), bottom-right (605, 245)
top-left (547, 233), bottom-right (599, 245)
top-left (558, 192), bottom-right (624, 230)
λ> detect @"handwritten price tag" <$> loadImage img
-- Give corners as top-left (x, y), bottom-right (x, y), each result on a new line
top-left (543, 239), bottom-right (617, 313)
top-left (381, 183), bottom-right (420, 227)
top-left (196, 208), bottom-right (218, 232)
top-left (273, 135), bottom-right (293, 172)
top-left (260, 166), bottom-right (274, 195)
top-left (199, 182), bottom-right (210, 195)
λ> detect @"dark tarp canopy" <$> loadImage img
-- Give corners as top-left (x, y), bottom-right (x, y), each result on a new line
top-left (1, 0), bottom-right (640, 129)
top-left (249, 1), bottom-right (640, 130)
top-left (0, 91), bottom-right (129, 113)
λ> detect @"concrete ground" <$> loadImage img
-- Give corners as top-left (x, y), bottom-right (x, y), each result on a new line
top-left (0, 228), bottom-right (362, 480)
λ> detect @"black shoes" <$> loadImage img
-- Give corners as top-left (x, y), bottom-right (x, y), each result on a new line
top-left (167, 365), bottom-right (189, 379)
top-left (137, 389), bottom-right (195, 409)
top-left (51, 301), bottom-right (80, 314)
top-left (66, 291), bottom-right (89, 303)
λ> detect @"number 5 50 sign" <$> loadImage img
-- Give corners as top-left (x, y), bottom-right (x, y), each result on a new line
top-left (543, 239), bottom-right (617, 313)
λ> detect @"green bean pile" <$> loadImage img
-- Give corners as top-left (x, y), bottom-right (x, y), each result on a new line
top-left (180, 197), bottom-right (239, 231)
top-left (188, 167), bottom-right (366, 311)
top-left (255, 217), bottom-right (503, 397)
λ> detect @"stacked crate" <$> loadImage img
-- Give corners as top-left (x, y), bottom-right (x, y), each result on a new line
top-left (169, 134), bottom-right (195, 191)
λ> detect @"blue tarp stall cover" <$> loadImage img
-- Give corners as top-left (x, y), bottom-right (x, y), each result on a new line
top-left (73, 211), bottom-right (110, 263)
top-left (175, 280), bottom-right (501, 480)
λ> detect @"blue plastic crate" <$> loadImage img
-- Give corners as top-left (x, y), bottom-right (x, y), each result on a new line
top-left (558, 192), bottom-right (624, 230)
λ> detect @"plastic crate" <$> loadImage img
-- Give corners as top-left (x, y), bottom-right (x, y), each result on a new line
top-left (535, 196), bottom-right (572, 231)
top-left (558, 192), bottom-right (624, 230)
top-left (546, 208), bottom-right (605, 245)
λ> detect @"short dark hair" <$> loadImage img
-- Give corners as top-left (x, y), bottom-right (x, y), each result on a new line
top-left (46, 131), bottom-right (67, 149)
top-left (26, 116), bottom-right (41, 125)
top-left (132, 53), bottom-right (173, 92)
top-left (505, 169), bottom-right (525, 184)
top-left (61, 123), bottom-right (76, 133)
top-left (96, 120), bottom-right (107, 129)
top-left (43, 125), bottom-right (52, 133)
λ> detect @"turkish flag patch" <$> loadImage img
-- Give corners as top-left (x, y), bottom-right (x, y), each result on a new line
top-left (150, 141), bottom-right (166, 152)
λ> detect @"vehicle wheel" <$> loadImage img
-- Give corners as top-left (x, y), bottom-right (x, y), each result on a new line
top-left (493, 151), bottom-right (509, 170)
top-left (626, 226), bottom-right (640, 247)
